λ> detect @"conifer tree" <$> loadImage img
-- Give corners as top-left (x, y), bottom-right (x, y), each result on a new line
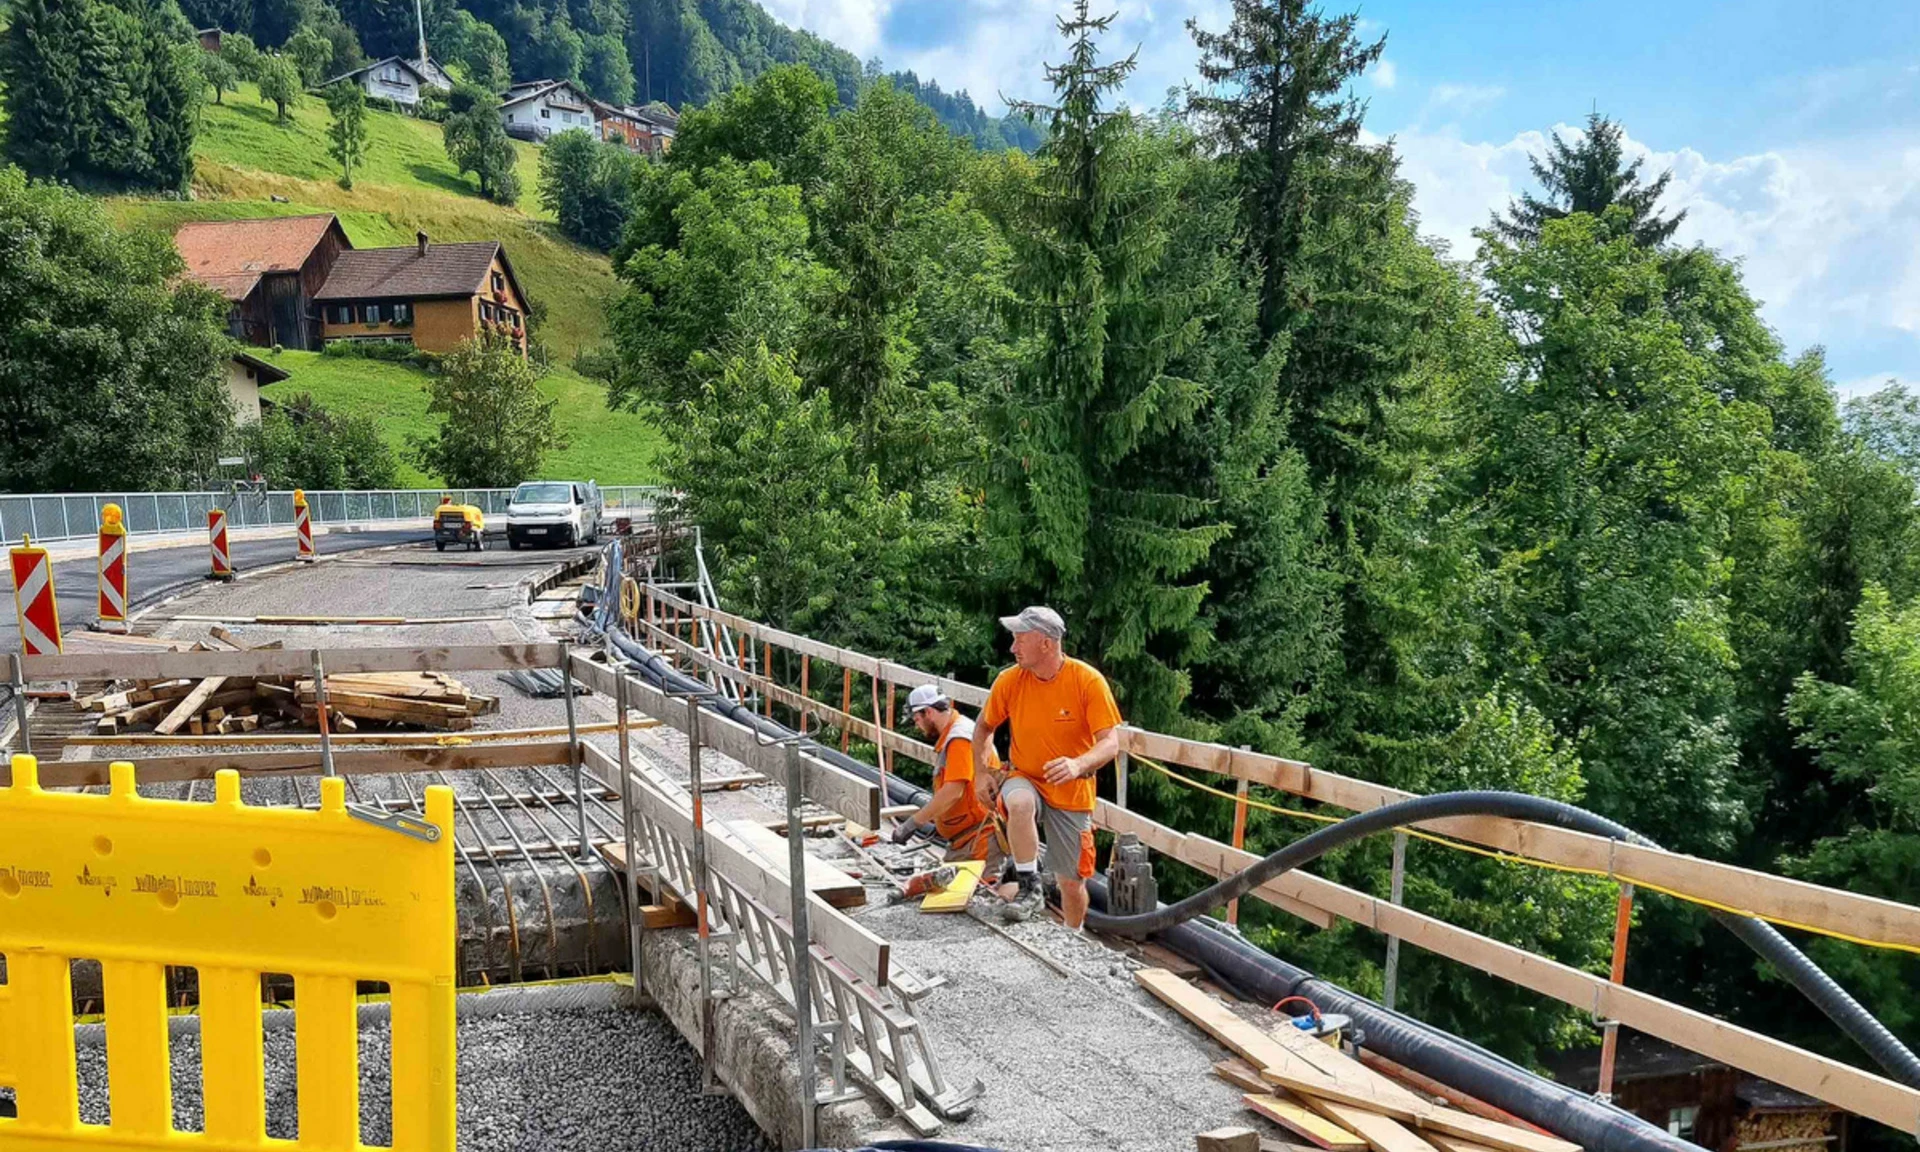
top-left (0, 0), bottom-right (96, 180)
top-left (1186, 0), bottom-right (1383, 344)
top-left (990, 2), bottom-right (1231, 728)
top-left (1495, 111), bottom-right (1685, 248)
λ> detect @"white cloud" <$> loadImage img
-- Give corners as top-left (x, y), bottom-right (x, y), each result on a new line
top-left (1424, 82), bottom-right (1505, 117)
top-left (1385, 121), bottom-right (1920, 379)
top-left (755, 0), bottom-right (891, 60)
top-left (1371, 58), bottom-right (1398, 90)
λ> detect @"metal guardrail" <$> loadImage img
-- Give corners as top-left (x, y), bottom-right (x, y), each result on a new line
top-left (0, 487), bottom-right (666, 547)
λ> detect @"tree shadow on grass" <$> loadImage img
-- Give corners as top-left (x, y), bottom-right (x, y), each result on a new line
top-left (408, 163), bottom-right (480, 198)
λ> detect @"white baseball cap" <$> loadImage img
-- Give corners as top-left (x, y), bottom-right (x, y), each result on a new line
top-left (999, 605), bottom-right (1065, 639)
top-left (906, 684), bottom-right (948, 713)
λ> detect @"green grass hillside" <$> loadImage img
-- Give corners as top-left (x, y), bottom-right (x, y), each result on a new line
top-left (99, 80), bottom-right (660, 485)
top-left (259, 351), bottom-right (664, 486)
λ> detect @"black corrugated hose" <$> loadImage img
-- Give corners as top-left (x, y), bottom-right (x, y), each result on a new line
top-left (583, 582), bottom-right (1918, 1152)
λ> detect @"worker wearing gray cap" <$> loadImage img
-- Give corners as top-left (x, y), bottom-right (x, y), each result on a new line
top-left (892, 684), bottom-right (1007, 878)
top-left (973, 605), bottom-right (1122, 926)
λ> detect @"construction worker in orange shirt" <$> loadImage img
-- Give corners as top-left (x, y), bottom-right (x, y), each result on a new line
top-left (891, 683), bottom-right (1008, 884)
top-left (972, 605), bottom-right (1122, 927)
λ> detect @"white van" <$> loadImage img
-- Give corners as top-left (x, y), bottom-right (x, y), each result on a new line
top-left (505, 480), bottom-right (602, 549)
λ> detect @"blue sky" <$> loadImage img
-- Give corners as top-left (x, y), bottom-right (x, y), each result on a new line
top-left (759, 0), bottom-right (1920, 393)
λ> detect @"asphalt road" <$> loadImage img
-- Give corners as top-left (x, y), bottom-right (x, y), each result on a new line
top-left (1, 527), bottom-right (433, 662)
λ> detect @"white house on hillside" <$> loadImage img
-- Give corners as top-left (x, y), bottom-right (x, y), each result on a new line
top-left (498, 80), bottom-right (596, 142)
top-left (322, 56), bottom-right (452, 108)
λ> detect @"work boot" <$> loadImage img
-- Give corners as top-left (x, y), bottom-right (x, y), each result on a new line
top-left (1002, 872), bottom-right (1044, 923)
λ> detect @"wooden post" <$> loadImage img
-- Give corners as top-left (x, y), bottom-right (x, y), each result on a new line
top-left (763, 642), bottom-right (773, 718)
top-left (872, 675), bottom-right (890, 810)
top-left (840, 668), bottom-right (853, 753)
top-left (1596, 883), bottom-right (1635, 1100)
top-left (1227, 776), bottom-right (1250, 926)
top-left (800, 655), bottom-right (811, 736)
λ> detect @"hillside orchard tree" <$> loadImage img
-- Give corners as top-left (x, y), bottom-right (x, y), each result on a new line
top-left (257, 53), bottom-right (301, 124)
top-left (1495, 112), bottom-right (1685, 248)
top-left (443, 83), bottom-right (521, 205)
top-left (412, 331), bottom-right (564, 487)
top-left (325, 80), bottom-right (370, 189)
top-left (198, 48), bottom-right (240, 104)
top-left (236, 393), bottom-right (400, 489)
top-left (285, 24), bottom-right (335, 85)
top-left (0, 165), bottom-right (234, 490)
top-left (219, 29), bottom-right (261, 79)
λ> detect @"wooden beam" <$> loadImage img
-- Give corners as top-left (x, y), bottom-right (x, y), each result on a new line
top-left (584, 742), bottom-right (889, 989)
top-left (64, 720), bottom-right (649, 746)
top-left (155, 677), bottom-right (229, 736)
top-left (639, 619), bottom-right (939, 766)
top-left (9, 740), bottom-right (577, 788)
top-left (20, 643), bottom-right (565, 684)
top-left (1115, 727), bottom-right (1920, 953)
top-left (569, 653), bottom-right (881, 829)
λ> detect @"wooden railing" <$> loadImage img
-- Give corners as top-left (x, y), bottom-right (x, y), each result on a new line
top-left (632, 583), bottom-right (1920, 1134)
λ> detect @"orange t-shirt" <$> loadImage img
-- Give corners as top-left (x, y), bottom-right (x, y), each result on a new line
top-left (930, 716), bottom-right (997, 840)
top-left (979, 657), bottom-right (1122, 812)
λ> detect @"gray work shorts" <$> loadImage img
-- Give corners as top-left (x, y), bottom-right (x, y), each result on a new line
top-left (998, 775), bottom-right (1095, 881)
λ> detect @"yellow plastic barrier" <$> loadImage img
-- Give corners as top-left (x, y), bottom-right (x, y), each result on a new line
top-left (0, 757), bottom-right (455, 1152)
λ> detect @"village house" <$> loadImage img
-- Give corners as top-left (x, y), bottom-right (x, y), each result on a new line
top-left (174, 214), bottom-right (352, 350)
top-left (313, 232), bottom-right (529, 357)
top-left (498, 79), bottom-right (597, 142)
top-left (224, 351), bottom-right (290, 425)
top-left (321, 55), bottom-right (453, 109)
top-left (586, 97), bottom-right (677, 155)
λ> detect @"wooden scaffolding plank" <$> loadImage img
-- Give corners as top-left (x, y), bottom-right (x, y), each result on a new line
top-left (1243, 1094), bottom-right (1368, 1151)
top-left (21, 642), bottom-right (565, 684)
top-left (717, 819), bottom-right (867, 909)
top-left (12, 741), bottom-right (576, 788)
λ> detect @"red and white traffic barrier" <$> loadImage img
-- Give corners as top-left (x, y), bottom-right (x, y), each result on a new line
top-left (293, 488), bottom-right (315, 561)
top-left (98, 503), bottom-right (129, 633)
top-left (207, 507), bottom-right (232, 580)
top-left (10, 535), bottom-right (63, 655)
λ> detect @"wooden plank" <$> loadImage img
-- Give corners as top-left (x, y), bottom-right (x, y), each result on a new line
top-left (1114, 727), bottom-right (1920, 954)
top-left (21, 643), bottom-right (566, 683)
top-left (65, 720), bottom-right (646, 746)
top-left (1134, 969), bottom-right (1413, 1119)
top-left (570, 654), bottom-right (880, 829)
top-left (1306, 1100), bottom-right (1442, 1152)
top-left (10, 741), bottom-right (576, 788)
top-left (718, 820), bottom-right (867, 909)
top-left (920, 860), bottom-right (984, 913)
top-left (154, 677), bottom-right (229, 735)
top-left (1355, 1052), bottom-right (1554, 1137)
top-left (1199, 1127), bottom-right (1263, 1152)
top-left (1242, 1095), bottom-right (1367, 1151)
top-left (583, 742), bottom-right (890, 989)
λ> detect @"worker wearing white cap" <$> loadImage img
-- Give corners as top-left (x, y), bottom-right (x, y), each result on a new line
top-left (893, 684), bottom-right (1007, 880)
top-left (973, 605), bottom-right (1122, 926)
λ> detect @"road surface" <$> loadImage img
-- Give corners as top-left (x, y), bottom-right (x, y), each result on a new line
top-left (1, 527), bottom-right (432, 664)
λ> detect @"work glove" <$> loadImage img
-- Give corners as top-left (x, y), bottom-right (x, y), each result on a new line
top-left (890, 818), bottom-right (926, 845)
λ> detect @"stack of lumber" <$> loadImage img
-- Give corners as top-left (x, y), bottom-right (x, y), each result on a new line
top-left (78, 633), bottom-right (499, 737)
top-left (1136, 968), bottom-right (1584, 1152)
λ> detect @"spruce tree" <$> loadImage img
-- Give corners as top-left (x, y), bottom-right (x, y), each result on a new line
top-left (990, 2), bottom-right (1230, 728)
top-left (1, 0), bottom-right (99, 180)
top-left (1495, 111), bottom-right (1685, 248)
top-left (1186, 0), bottom-right (1383, 344)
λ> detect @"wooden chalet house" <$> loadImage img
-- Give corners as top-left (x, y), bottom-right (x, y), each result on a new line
top-left (174, 214), bottom-right (351, 350)
top-left (314, 233), bottom-right (529, 357)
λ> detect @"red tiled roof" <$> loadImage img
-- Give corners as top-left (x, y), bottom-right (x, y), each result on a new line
top-left (174, 215), bottom-right (341, 301)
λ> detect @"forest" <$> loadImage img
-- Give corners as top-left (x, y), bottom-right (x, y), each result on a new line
top-left (594, 0), bottom-right (1920, 1079)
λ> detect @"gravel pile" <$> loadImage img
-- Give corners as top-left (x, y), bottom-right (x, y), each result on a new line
top-left (69, 1006), bottom-right (772, 1152)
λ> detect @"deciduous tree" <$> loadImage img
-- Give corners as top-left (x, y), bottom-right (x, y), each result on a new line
top-left (256, 52), bottom-right (301, 123)
top-left (443, 82), bottom-right (520, 204)
top-left (325, 79), bottom-right (369, 188)
top-left (412, 331), bottom-right (564, 487)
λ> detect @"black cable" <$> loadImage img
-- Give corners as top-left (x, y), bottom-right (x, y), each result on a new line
top-left (1081, 788), bottom-right (1920, 1089)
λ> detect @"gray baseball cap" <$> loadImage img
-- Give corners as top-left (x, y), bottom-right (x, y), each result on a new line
top-left (906, 684), bottom-right (948, 712)
top-left (999, 605), bottom-right (1065, 639)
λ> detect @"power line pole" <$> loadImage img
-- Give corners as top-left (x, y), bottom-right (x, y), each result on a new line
top-left (414, 0), bottom-right (428, 65)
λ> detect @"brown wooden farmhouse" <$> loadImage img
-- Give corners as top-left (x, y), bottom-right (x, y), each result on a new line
top-left (313, 233), bottom-right (528, 357)
top-left (174, 214), bottom-right (351, 350)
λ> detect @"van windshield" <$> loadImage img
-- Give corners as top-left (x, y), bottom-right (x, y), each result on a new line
top-left (512, 482), bottom-right (572, 504)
